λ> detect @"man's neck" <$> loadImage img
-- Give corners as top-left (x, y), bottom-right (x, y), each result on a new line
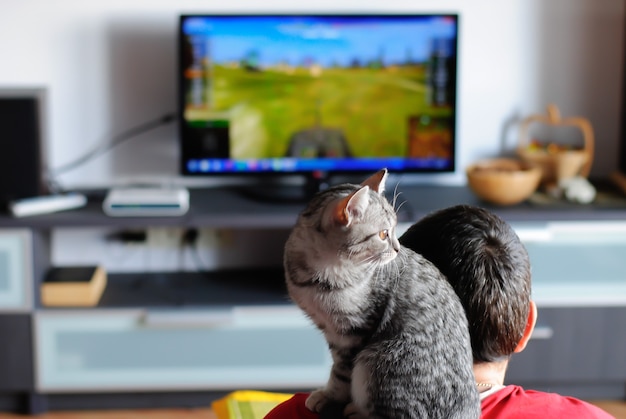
top-left (473, 360), bottom-right (508, 387)
top-left (473, 360), bottom-right (509, 399)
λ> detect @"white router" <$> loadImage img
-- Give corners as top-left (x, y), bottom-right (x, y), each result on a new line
top-left (103, 187), bottom-right (190, 217)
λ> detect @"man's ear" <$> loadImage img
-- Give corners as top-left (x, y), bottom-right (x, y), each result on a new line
top-left (514, 300), bottom-right (538, 353)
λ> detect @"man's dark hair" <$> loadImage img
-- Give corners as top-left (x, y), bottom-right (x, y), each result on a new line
top-left (399, 205), bottom-right (532, 363)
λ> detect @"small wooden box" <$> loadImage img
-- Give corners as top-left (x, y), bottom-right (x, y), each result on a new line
top-left (41, 266), bottom-right (107, 307)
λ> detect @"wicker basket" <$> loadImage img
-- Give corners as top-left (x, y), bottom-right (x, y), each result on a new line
top-left (516, 104), bottom-right (594, 186)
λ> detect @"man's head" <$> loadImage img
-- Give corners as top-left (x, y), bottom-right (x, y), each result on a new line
top-left (399, 205), bottom-right (532, 363)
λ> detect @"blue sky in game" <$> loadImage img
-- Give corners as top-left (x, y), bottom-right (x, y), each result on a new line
top-left (183, 15), bottom-right (457, 68)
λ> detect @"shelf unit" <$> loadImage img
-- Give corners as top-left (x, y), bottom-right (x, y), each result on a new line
top-left (1, 184), bottom-right (626, 413)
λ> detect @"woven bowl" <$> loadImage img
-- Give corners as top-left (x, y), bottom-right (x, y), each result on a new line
top-left (466, 158), bottom-right (542, 205)
top-left (517, 147), bottom-right (589, 186)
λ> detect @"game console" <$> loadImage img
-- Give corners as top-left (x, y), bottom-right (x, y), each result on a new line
top-left (103, 187), bottom-right (190, 217)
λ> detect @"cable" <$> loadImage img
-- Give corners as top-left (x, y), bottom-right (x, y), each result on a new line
top-left (181, 228), bottom-right (219, 279)
top-left (46, 112), bottom-right (176, 191)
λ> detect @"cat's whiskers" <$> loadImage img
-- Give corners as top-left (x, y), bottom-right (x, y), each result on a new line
top-left (390, 183), bottom-right (409, 218)
top-left (381, 254), bottom-right (401, 276)
top-left (395, 198), bottom-right (408, 215)
top-left (358, 252), bottom-right (388, 266)
top-left (342, 247), bottom-right (362, 264)
top-left (391, 182), bottom-right (402, 210)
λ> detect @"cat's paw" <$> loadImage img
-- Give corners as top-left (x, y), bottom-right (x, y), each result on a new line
top-left (305, 389), bottom-right (333, 413)
top-left (343, 402), bottom-right (368, 419)
top-left (306, 388), bottom-right (350, 416)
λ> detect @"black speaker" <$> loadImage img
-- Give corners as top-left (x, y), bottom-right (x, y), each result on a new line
top-left (0, 88), bottom-right (48, 208)
top-left (612, 14), bottom-right (626, 193)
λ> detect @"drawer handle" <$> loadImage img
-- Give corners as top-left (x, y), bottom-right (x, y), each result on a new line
top-left (142, 310), bottom-right (234, 328)
top-left (530, 325), bottom-right (554, 340)
top-left (515, 228), bottom-right (553, 242)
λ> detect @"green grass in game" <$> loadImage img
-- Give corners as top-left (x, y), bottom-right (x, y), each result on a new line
top-left (188, 65), bottom-right (452, 159)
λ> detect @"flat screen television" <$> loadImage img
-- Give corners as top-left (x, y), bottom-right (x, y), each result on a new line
top-left (178, 13), bottom-right (459, 197)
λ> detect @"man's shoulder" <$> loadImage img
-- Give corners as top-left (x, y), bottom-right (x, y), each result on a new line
top-left (264, 393), bottom-right (319, 419)
top-left (481, 385), bottom-right (614, 418)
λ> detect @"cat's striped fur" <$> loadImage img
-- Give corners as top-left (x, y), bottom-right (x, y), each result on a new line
top-left (284, 170), bottom-right (480, 418)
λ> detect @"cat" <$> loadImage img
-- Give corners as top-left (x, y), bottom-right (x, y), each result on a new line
top-left (284, 169), bottom-right (480, 419)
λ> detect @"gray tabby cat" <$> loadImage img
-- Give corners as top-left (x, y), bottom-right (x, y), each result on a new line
top-left (284, 169), bottom-right (480, 419)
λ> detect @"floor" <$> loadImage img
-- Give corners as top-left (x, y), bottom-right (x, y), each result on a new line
top-left (593, 401), bottom-right (626, 418)
top-left (0, 401), bottom-right (624, 419)
top-left (0, 409), bottom-right (218, 419)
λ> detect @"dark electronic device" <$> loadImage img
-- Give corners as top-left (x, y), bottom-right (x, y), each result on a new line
top-left (611, 11), bottom-right (626, 194)
top-left (0, 88), bottom-right (49, 208)
top-left (178, 14), bottom-right (459, 199)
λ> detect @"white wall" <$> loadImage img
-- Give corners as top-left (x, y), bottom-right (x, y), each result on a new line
top-left (531, 1), bottom-right (624, 179)
top-left (1, 0), bottom-right (623, 190)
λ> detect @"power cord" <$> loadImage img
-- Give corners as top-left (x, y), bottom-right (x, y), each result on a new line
top-left (46, 112), bottom-right (176, 193)
top-left (181, 228), bottom-right (199, 246)
top-left (181, 228), bottom-right (213, 275)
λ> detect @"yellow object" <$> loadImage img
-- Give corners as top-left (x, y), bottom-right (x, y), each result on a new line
top-left (212, 390), bottom-right (293, 419)
top-left (41, 265), bottom-right (107, 307)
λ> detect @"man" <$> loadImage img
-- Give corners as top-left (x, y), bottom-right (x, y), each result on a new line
top-left (265, 205), bottom-right (613, 418)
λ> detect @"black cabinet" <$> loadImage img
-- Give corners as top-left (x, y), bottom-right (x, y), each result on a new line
top-left (506, 306), bottom-right (626, 399)
top-left (0, 315), bottom-right (34, 391)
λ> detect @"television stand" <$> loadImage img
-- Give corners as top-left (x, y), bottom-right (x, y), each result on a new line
top-left (235, 171), bottom-right (331, 203)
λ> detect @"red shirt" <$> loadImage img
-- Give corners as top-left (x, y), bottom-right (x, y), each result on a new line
top-left (481, 385), bottom-right (614, 418)
top-left (265, 393), bottom-right (317, 419)
top-left (264, 386), bottom-right (614, 418)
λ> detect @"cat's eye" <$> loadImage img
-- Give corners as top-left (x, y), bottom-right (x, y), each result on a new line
top-left (379, 229), bottom-right (389, 240)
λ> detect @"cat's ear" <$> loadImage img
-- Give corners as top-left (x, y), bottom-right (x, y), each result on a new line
top-left (333, 186), bottom-right (370, 226)
top-left (361, 168), bottom-right (388, 194)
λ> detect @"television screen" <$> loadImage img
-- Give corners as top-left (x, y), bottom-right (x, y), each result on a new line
top-left (178, 14), bottom-right (459, 178)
